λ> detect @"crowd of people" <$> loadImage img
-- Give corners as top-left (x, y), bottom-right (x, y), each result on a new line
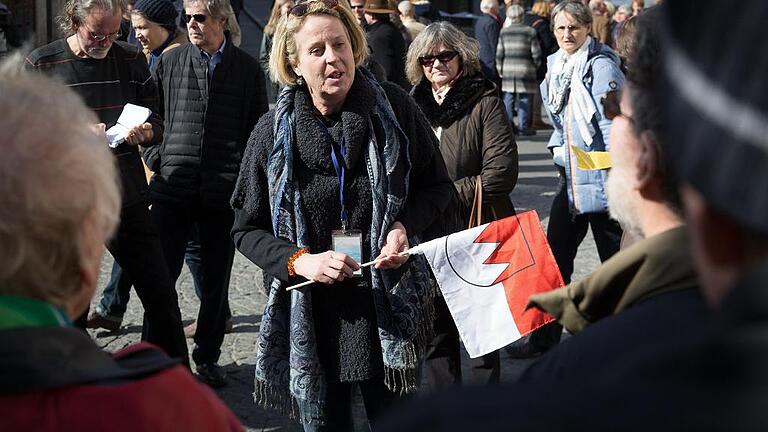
top-left (2, 0), bottom-right (767, 430)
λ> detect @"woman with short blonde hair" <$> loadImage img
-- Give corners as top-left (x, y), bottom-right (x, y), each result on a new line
top-left (268, 0), bottom-right (368, 85)
top-left (232, 0), bottom-right (453, 429)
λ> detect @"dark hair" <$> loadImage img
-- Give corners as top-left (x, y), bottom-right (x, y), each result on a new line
top-left (615, 15), bottom-right (637, 70)
top-left (627, 6), bottom-right (681, 213)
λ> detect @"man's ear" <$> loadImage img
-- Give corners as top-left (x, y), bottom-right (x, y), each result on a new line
top-left (79, 257), bottom-right (98, 295)
top-left (635, 130), bottom-right (659, 190)
top-left (682, 184), bottom-right (748, 267)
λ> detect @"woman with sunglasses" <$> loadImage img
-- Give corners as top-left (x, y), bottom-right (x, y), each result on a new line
top-left (231, 0), bottom-right (453, 429)
top-left (541, 0), bottom-right (624, 291)
top-left (405, 21), bottom-right (518, 389)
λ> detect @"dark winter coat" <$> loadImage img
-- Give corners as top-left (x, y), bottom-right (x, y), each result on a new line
top-left (474, 13), bottom-right (502, 85)
top-left (259, 32), bottom-right (281, 104)
top-left (521, 227), bottom-right (707, 382)
top-left (378, 257), bottom-right (768, 432)
top-left (523, 13), bottom-right (558, 80)
top-left (366, 19), bottom-right (410, 89)
top-left (231, 70), bottom-right (454, 381)
top-left (412, 73), bottom-right (518, 227)
top-left (149, 39), bottom-right (268, 207)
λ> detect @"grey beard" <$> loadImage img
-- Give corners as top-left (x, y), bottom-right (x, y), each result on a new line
top-left (606, 168), bottom-right (643, 239)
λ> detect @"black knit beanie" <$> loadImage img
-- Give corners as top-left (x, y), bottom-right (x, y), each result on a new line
top-left (133, 0), bottom-right (178, 33)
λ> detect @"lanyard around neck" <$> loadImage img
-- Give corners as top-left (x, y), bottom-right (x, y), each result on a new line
top-left (330, 139), bottom-right (349, 231)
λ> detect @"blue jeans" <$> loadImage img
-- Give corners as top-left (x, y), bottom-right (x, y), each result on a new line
top-left (503, 91), bottom-right (533, 132)
top-left (97, 224), bottom-right (215, 320)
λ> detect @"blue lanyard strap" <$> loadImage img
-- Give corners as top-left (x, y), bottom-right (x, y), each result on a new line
top-left (330, 140), bottom-right (348, 230)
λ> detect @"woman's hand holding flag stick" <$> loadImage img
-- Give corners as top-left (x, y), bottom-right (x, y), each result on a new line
top-left (285, 249), bottom-right (420, 291)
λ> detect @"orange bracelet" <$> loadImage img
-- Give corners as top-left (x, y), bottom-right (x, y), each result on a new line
top-left (287, 248), bottom-right (309, 277)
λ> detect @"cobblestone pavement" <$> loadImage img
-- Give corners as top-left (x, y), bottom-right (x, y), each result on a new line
top-left (88, 132), bottom-right (602, 431)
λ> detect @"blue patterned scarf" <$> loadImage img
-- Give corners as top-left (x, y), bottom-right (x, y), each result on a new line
top-left (254, 68), bottom-right (433, 425)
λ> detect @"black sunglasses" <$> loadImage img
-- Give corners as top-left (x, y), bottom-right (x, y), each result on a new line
top-left (183, 13), bottom-right (209, 23)
top-left (601, 90), bottom-right (633, 123)
top-left (419, 50), bottom-right (458, 67)
top-left (290, 0), bottom-right (339, 17)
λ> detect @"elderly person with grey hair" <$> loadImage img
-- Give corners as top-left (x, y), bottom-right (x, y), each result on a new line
top-left (406, 21), bottom-right (518, 389)
top-left (496, 4), bottom-right (542, 135)
top-left (24, 0), bottom-right (189, 364)
top-left (507, 0), bottom-right (625, 358)
top-left (474, 0), bottom-right (502, 85)
top-left (0, 62), bottom-right (242, 431)
top-left (231, 0), bottom-right (453, 428)
top-left (543, 0), bottom-right (624, 303)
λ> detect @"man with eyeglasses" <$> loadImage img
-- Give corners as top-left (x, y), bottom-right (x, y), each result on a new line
top-left (149, 0), bottom-right (268, 387)
top-left (25, 0), bottom-right (189, 365)
top-left (519, 6), bottom-right (707, 383)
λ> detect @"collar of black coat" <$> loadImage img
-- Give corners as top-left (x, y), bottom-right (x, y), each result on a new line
top-left (292, 68), bottom-right (376, 173)
top-left (527, 226), bottom-right (699, 334)
top-left (0, 326), bottom-right (179, 394)
top-left (411, 72), bottom-right (496, 129)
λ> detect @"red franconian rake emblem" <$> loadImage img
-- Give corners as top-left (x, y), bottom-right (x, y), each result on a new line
top-left (445, 211), bottom-right (562, 335)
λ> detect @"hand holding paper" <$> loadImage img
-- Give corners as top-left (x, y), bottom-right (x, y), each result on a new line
top-left (105, 103), bottom-right (152, 148)
top-left (125, 122), bottom-right (154, 146)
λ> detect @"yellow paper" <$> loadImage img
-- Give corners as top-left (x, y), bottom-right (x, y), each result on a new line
top-left (570, 145), bottom-right (612, 170)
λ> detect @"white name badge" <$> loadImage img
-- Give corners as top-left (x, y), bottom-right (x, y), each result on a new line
top-left (332, 229), bottom-right (363, 278)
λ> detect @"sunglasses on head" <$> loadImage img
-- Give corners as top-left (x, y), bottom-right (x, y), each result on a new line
top-left (418, 50), bottom-right (458, 67)
top-left (289, 0), bottom-right (339, 17)
top-left (601, 90), bottom-right (633, 123)
top-left (183, 13), bottom-right (209, 23)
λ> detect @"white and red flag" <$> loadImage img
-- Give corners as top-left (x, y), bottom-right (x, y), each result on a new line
top-left (409, 211), bottom-right (564, 358)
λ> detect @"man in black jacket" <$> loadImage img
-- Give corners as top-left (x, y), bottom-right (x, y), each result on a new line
top-left (24, 0), bottom-right (188, 365)
top-left (150, 0), bottom-right (268, 387)
top-left (364, 0), bottom-right (410, 89)
top-left (474, 0), bottom-right (501, 87)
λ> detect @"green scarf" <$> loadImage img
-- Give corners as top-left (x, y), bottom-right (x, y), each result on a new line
top-left (0, 295), bottom-right (71, 330)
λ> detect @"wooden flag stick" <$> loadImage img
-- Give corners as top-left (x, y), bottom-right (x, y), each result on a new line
top-left (285, 251), bottom-right (413, 291)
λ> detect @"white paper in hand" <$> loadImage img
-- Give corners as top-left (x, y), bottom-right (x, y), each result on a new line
top-left (105, 103), bottom-right (152, 148)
